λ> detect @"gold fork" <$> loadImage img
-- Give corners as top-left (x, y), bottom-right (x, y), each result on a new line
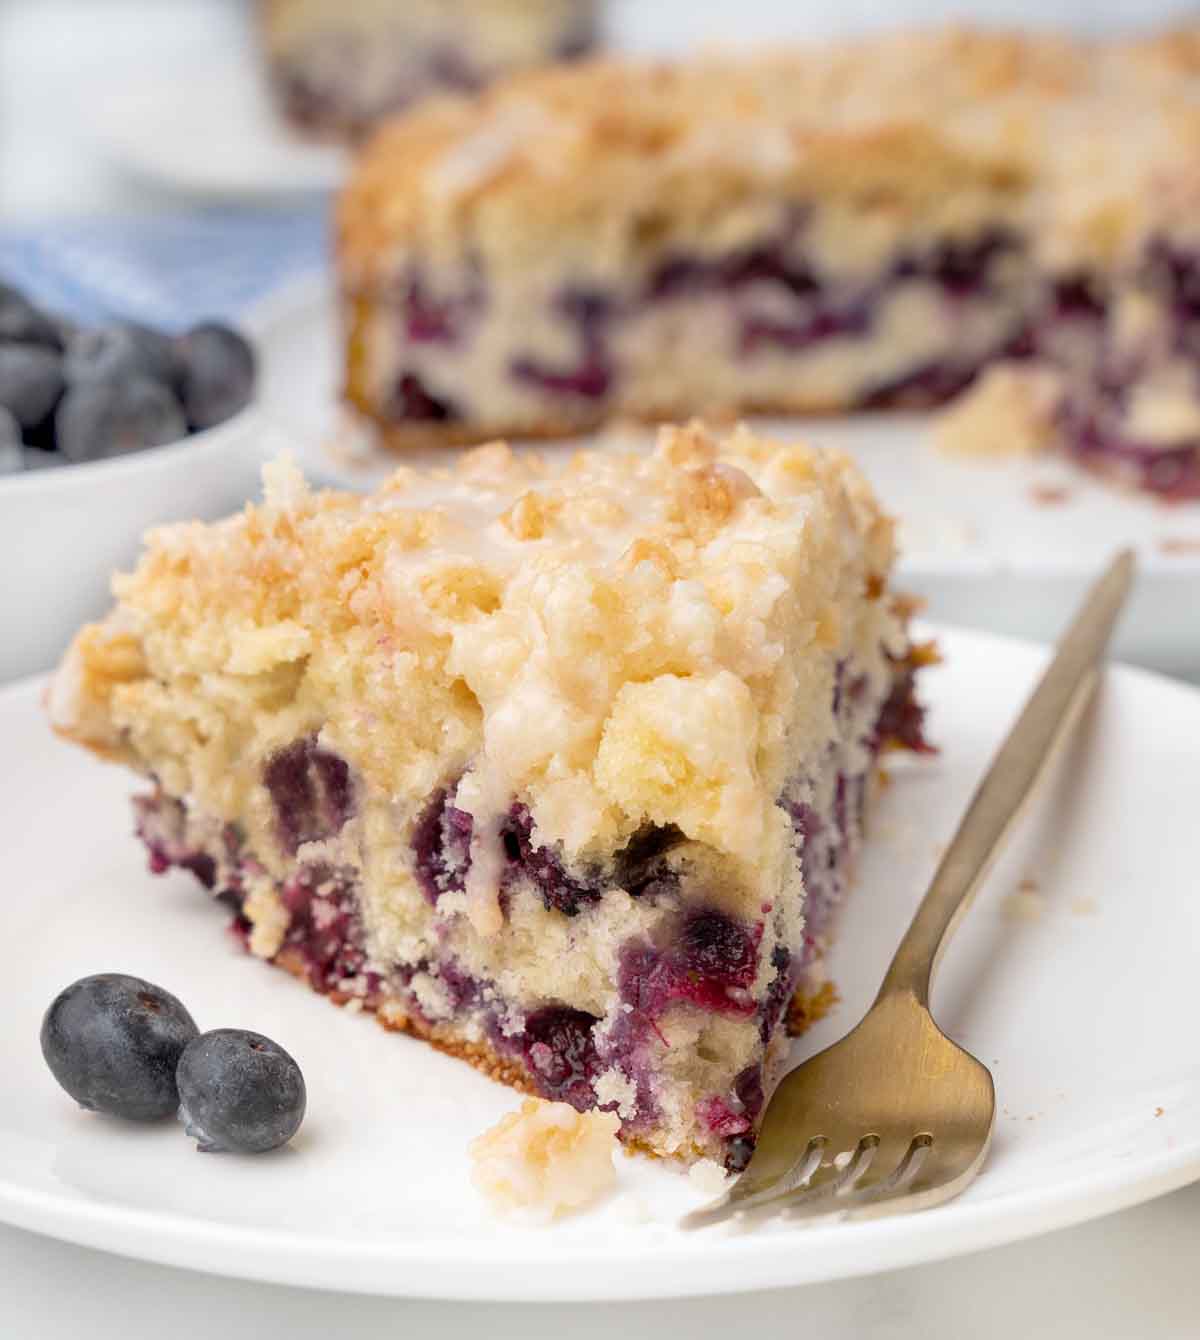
top-left (683, 550), bottom-right (1135, 1231)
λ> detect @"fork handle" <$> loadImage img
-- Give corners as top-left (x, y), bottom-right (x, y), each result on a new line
top-left (876, 550), bottom-right (1135, 1007)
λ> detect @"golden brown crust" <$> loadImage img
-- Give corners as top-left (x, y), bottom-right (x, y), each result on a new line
top-left (276, 946), bottom-right (547, 1091)
top-left (278, 945), bottom-right (835, 1161)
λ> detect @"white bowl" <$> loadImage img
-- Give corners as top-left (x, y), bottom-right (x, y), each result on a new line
top-left (0, 412), bottom-right (268, 683)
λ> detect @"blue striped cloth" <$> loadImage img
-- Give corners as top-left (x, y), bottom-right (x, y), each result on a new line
top-left (0, 210), bottom-right (327, 331)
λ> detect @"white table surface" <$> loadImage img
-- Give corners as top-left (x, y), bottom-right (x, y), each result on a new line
top-left (4, 1182), bottom-right (1200, 1339)
top-left (3, 1), bottom-right (1198, 1332)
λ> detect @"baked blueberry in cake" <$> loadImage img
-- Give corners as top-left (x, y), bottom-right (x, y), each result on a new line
top-left (338, 25), bottom-right (1200, 499)
top-left (48, 422), bottom-right (930, 1167)
top-left (259, 0), bottom-right (599, 142)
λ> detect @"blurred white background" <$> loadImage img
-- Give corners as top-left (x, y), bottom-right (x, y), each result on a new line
top-left (5, 0), bottom-right (1200, 216)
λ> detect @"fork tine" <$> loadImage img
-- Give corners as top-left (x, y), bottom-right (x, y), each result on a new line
top-left (734, 1133), bottom-right (942, 1227)
top-left (776, 1134), bottom-right (934, 1223)
top-left (735, 1134), bottom-right (886, 1225)
top-left (679, 1136), bottom-right (828, 1230)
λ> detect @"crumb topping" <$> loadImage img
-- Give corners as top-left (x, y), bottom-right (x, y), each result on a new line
top-left (469, 1097), bottom-right (619, 1218)
top-left (51, 423), bottom-right (898, 877)
top-left (339, 27), bottom-right (1200, 282)
top-left (934, 361), bottom-right (1064, 458)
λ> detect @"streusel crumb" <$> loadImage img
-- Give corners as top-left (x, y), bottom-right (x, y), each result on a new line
top-left (687, 1158), bottom-right (730, 1198)
top-left (934, 362), bottom-right (1064, 458)
top-left (470, 1098), bottom-right (619, 1219)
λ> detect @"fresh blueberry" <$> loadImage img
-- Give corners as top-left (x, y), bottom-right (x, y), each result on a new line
top-left (725, 1135), bottom-right (756, 1173)
top-left (55, 377), bottom-right (187, 462)
top-left (21, 446), bottom-right (66, 471)
top-left (176, 1029), bottom-right (306, 1154)
top-left (0, 282), bottom-right (63, 349)
top-left (0, 344), bottom-right (64, 430)
top-left (679, 911), bottom-right (758, 986)
top-left (519, 1006), bottom-right (601, 1111)
top-left (63, 322), bottom-right (180, 390)
top-left (0, 406), bottom-right (22, 474)
top-left (174, 323), bottom-right (255, 431)
top-left (40, 973), bottom-right (200, 1121)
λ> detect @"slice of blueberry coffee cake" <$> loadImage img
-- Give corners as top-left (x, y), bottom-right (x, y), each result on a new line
top-left (48, 423), bottom-right (930, 1168)
top-left (338, 25), bottom-right (1200, 498)
top-left (259, 0), bottom-right (599, 142)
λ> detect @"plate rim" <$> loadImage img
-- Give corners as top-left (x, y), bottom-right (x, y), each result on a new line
top-left (2, 626), bottom-right (1199, 1300)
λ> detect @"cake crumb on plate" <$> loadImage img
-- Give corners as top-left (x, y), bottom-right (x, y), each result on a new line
top-left (1004, 878), bottom-right (1046, 923)
top-left (934, 362), bottom-right (1063, 459)
top-left (687, 1159), bottom-right (730, 1198)
top-left (470, 1098), bottom-right (619, 1220)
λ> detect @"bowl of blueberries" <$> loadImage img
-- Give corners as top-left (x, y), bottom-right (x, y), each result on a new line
top-left (0, 280), bottom-right (266, 683)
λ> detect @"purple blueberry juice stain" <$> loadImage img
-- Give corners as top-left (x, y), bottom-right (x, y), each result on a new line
top-left (426, 46), bottom-right (484, 94)
top-left (1058, 362), bottom-right (1200, 501)
top-left (402, 266), bottom-right (483, 345)
top-left (785, 800), bottom-right (821, 888)
top-left (273, 65), bottom-right (346, 135)
top-left (134, 794), bottom-right (233, 895)
top-left (435, 957), bottom-right (481, 1013)
top-left (695, 1062), bottom-right (766, 1141)
top-left (510, 286), bottom-right (614, 403)
top-left (613, 823), bottom-right (684, 900)
top-left (388, 373), bottom-right (459, 422)
top-left (277, 866), bottom-right (375, 996)
top-left (740, 304), bottom-right (872, 356)
top-left (262, 738), bottom-right (355, 856)
top-left (734, 1061), bottom-right (765, 1124)
top-left (500, 803), bottom-right (601, 917)
top-left (415, 795), bottom-right (675, 918)
top-left (1141, 237), bottom-right (1200, 327)
top-left (216, 891), bottom-right (253, 948)
top-left (619, 911), bottom-right (763, 1022)
top-left (510, 353), bottom-right (611, 399)
top-left (859, 360), bottom-right (982, 410)
top-left (678, 912), bottom-right (759, 997)
top-left (759, 944), bottom-right (794, 1044)
top-left (554, 17), bottom-right (598, 62)
top-left (411, 787), bottom-right (473, 905)
top-left (873, 664), bottom-right (934, 754)
top-left (696, 1095), bottom-right (752, 1138)
top-left (518, 1006), bottom-right (603, 1112)
top-left (892, 228), bottom-right (1022, 298)
top-left (645, 255), bottom-right (712, 301)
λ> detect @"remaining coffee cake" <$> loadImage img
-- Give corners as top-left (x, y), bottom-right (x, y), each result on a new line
top-left (338, 25), bottom-right (1200, 498)
top-left (260, 0), bottom-right (598, 142)
top-left (48, 423), bottom-right (929, 1168)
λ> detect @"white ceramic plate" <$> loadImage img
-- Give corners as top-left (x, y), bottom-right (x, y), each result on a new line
top-left (251, 278), bottom-right (1200, 676)
top-left (1, 627), bottom-right (1197, 1299)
